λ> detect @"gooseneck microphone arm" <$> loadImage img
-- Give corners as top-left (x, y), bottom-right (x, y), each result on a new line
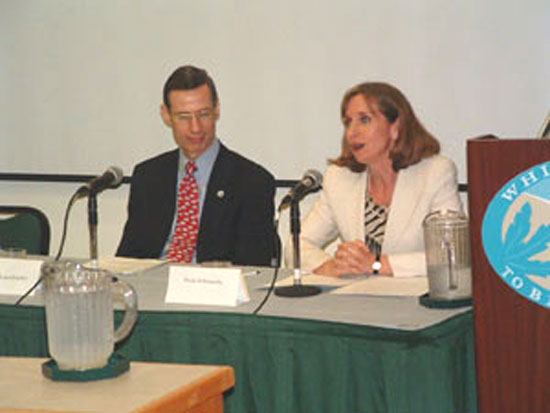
top-left (273, 169), bottom-right (324, 297)
top-left (290, 200), bottom-right (302, 279)
top-left (275, 198), bottom-right (322, 298)
top-left (15, 166), bottom-right (123, 305)
top-left (79, 166), bottom-right (123, 261)
top-left (88, 193), bottom-right (98, 261)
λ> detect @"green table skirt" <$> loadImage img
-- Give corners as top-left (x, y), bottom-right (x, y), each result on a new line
top-left (0, 304), bottom-right (476, 413)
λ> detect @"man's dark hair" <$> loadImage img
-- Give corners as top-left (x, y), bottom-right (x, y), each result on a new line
top-left (163, 65), bottom-right (218, 108)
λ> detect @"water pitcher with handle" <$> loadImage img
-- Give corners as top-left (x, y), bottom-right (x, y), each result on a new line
top-left (42, 261), bottom-right (138, 371)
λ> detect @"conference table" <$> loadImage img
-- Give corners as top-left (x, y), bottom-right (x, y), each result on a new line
top-left (0, 259), bottom-right (477, 413)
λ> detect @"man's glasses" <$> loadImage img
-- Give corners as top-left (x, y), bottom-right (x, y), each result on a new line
top-left (174, 109), bottom-right (215, 123)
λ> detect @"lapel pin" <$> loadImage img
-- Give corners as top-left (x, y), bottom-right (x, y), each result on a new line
top-left (216, 190), bottom-right (225, 199)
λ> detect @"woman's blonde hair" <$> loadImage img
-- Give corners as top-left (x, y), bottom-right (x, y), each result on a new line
top-left (330, 82), bottom-right (440, 172)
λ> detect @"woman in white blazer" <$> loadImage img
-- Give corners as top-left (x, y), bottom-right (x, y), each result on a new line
top-left (288, 82), bottom-right (463, 277)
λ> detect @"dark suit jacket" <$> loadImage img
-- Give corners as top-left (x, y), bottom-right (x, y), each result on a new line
top-left (116, 143), bottom-right (277, 266)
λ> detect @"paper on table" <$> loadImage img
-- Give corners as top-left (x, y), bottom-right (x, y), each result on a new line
top-left (89, 257), bottom-right (165, 274)
top-left (273, 273), bottom-right (355, 288)
top-left (0, 258), bottom-right (43, 296)
top-left (332, 276), bottom-right (428, 297)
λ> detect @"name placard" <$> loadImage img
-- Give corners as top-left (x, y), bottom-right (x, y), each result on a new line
top-left (0, 258), bottom-right (43, 296)
top-left (165, 266), bottom-right (250, 307)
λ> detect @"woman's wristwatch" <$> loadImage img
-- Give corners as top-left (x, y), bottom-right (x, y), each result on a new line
top-left (372, 247), bottom-right (382, 275)
top-left (366, 238), bottom-right (382, 275)
top-left (372, 258), bottom-right (382, 275)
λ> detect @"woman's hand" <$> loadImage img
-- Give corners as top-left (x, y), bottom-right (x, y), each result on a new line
top-left (312, 259), bottom-right (343, 277)
top-left (313, 240), bottom-right (393, 277)
top-left (334, 240), bottom-right (376, 275)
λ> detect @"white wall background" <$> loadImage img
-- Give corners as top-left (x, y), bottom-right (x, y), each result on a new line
top-left (1, 0), bottom-right (549, 259)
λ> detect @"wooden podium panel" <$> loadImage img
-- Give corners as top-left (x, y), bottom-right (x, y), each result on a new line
top-left (467, 136), bottom-right (550, 413)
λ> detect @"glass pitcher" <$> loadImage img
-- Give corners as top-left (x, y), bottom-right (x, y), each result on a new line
top-left (423, 210), bottom-right (472, 300)
top-left (42, 261), bottom-right (138, 371)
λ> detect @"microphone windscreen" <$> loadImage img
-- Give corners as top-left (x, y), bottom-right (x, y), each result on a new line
top-left (303, 169), bottom-right (323, 189)
top-left (106, 166), bottom-right (124, 187)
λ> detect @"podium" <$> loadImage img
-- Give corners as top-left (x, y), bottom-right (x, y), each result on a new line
top-left (467, 136), bottom-right (550, 412)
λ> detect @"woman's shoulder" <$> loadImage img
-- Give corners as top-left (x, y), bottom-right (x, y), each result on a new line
top-left (408, 154), bottom-right (457, 175)
top-left (323, 164), bottom-right (364, 186)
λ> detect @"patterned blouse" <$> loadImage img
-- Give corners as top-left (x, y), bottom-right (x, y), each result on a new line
top-left (364, 194), bottom-right (388, 257)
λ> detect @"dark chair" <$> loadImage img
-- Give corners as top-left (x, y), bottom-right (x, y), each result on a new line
top-left (0, 206), bottom-right (50, 255)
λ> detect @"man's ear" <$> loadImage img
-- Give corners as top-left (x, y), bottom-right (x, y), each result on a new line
top-left (160, 104), bottom-right (172, 127)
top-left (214, 101), bottom-right (220, 121)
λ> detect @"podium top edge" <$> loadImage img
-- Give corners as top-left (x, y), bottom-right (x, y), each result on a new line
top-left (467, 135), bottom-right (550, 142)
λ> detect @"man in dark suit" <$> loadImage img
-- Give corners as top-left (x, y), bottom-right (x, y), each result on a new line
top-left (117, 65), bottom-right (276, 266)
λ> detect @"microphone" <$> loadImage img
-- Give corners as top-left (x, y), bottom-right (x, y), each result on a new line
top-left (77, 166), bottom-right (124, 197)
top-left (278, 169), bottom-right (323, 211)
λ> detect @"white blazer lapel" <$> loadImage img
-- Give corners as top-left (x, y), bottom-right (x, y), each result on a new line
top-left (384, 168), bottom-right (417, 251)
top-left (335, 169), bottom-right (367, 242)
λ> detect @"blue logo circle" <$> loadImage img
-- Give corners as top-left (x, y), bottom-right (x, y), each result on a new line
top-left (482, 161), bottom-right (550, 308)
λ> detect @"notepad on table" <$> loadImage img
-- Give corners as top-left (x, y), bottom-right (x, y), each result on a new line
top-left (88, 257), bottom-right (165, 274)
top-left (331, 276), bottom-right (428, 297)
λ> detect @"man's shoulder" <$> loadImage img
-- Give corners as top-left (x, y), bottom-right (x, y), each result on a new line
top-left (135, 149), bottom-right (178, 169)
top-left (132, 149), bottom-right (179, 175)
top-left (218, 144), bottom-right (274, 182)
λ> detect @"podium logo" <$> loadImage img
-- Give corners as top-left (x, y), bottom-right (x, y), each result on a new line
top-left (483, 161), bottom-right (550, 308)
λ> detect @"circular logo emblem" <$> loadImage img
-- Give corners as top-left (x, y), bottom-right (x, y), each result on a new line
top-left (482, 161), bottom-right (550, 308)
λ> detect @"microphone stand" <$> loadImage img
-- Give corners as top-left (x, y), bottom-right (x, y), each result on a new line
top-left (88, 193), bottom-right (99, 267)
top-left (275, 199), bottom-right (321, 297)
